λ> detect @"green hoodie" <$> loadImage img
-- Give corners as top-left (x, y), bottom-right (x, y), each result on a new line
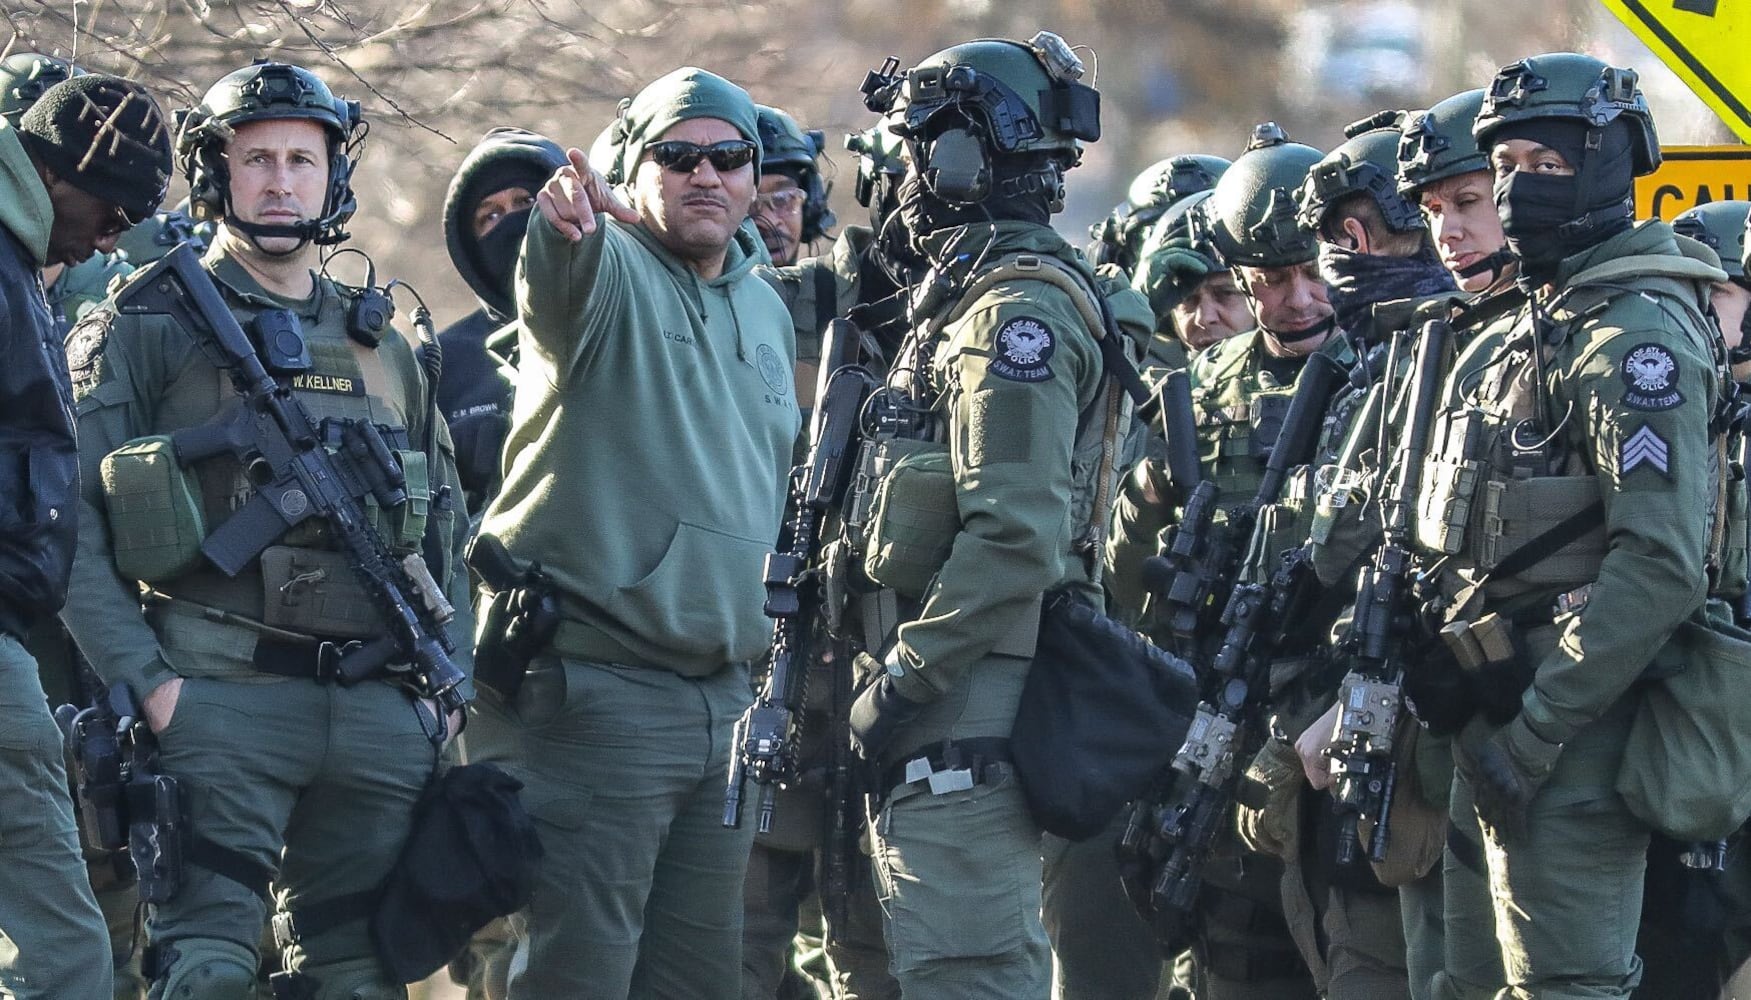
top-left (0, 120), bottom-right (51, 265)
top-left (484, 210), bottom-right (799, 675)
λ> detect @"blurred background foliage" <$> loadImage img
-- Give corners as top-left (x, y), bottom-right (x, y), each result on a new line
top-left (4, 0), bottom-right (1739, 336)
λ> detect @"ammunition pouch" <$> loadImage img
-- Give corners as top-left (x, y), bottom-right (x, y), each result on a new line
top-left (1717, 454), bottom-right (1749, 601)
top-left (260, 545), bottom-right (379, 639)
top-left (100, 435), bottom-right (208, 583)
top-left (1473, 476), bottom-right (1608, 586)
top-left (1617, 602), bottom-right (1751, 842)
top-left (1416, 409), bottom-right (1486, 556)
top-left (862, 440), bottom-right (957, 601)
top-left (1309, 465), bottom-right (1381, 587)
top-left (364, 449), bottom-right (428, 553)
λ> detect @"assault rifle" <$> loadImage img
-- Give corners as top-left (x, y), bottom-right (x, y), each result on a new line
top-left (114, 243), bottom-right (466, 713)
top-left (725, 320), bottom-right (876, 832)
top-left (1325, 316), bottom-right (1452, 864)
top-left (1119, 349), bottom-right (1347, 924)
top-left (1141, 351), bottom-right (1348, 657)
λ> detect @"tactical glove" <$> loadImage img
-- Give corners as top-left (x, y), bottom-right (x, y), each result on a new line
top-left (1454, 716), bottom-right (1562, 841)
top-left (1234, 736), bottom-right (1305, 860)
top-left (1135, 242), bottom-right (1212, 318)
top-left (847, 655), bottom-right (923, 762)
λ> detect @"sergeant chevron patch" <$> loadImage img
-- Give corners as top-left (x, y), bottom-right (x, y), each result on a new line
top-left (1620, 424), bottom-right (1671, 478)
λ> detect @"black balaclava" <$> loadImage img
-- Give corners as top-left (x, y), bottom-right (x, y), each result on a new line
top-left (1492, 119), bottom-right (1635, 285)
top-left (1318, 241), bottom-right (1457, 334)
top-left (899, 145), bottom-right (1056, 256)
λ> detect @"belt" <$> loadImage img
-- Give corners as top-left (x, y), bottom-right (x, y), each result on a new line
top-left (880, 737), bottom-right (1012, 801)
top-left (251, 634), bottom-right (371, 683)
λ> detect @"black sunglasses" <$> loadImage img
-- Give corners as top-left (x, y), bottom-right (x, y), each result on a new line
top-left (646, 139), bottom-right (756, 174)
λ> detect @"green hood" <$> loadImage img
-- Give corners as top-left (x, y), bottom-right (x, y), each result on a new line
top-left (0, 120), bottom-right (52, 265)
top-left (1556, 219), bottom-right (1726, 290)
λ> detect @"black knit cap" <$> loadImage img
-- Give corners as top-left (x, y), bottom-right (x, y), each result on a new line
top-left (18, 74), bottom-right (173, 224)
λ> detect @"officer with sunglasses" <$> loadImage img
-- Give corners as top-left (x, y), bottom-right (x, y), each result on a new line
top-left (467, 66), bottom-right (798, 998)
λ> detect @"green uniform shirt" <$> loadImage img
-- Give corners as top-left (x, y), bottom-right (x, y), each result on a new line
top-left (63, 241), bottom-right (471, 700)
top-left (886, 222), bottom-right (1148, 702)
top-left (482, 210), bottom-right (798, 675)
top-left (1445, 222), bottom-right (1723, 746)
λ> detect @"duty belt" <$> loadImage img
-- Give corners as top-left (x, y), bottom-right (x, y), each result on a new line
top-left (879, 737), bottom-right (1012, 804)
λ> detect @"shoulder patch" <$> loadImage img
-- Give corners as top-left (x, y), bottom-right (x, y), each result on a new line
top-left (1620, 423), bottom-right (1672, 479)
top-left (988, 315), bottom-right (1056, 383)
top-left (65, 310), bottom-right (113, 388)
top-left (1620, 342), bottom-right (1684, 412)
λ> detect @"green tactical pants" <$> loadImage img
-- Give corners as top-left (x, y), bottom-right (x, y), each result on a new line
top-left (1189, 854), bottom-right (1319, 1000)
top-left (741, 838), bottom-right (898, 1000)
top-left (1440, 698), bottom-right (1646, 999)
top-left (148, 674), bottom-right (437, 999)
top-left (867, 655), bottom-right (1050, 1000)
top-left (1041, 818), bottom-right (1165, 1000)
top-left (0, 632), bottom-right (114, 999)
top-left (468, 655), bottom-right (756, 999)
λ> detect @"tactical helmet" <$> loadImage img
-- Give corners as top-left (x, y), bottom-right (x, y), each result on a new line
top-left (1205, 123), bottom-right (1324, 269)
top-left (1088, 154), bottom-right (1230, 269)
top-left (0, 53), bottom-right (80, 123)
top-left (1673, 200), bottom-right (1750, 284)
top-left (756, 105), bottom-right (836, 242)
top-left (175, 60), bottom-right (365, 246)
top-left (860, 31), bottom-right (1100, 205)
top-left (1473, 52), bottom-right (1660, 176)
top-left (1398, 89), bottom-right (1488, 195)
top-left (1298, 113), bottom-right (1424, 235)
top-left (844, 115), bottom-right (905, 208)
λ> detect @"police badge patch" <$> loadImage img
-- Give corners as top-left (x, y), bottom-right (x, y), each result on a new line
top-left (1620, 343), bottom-right (1683, 411)
top-left (64, 311), bottom-right (111, 390)
top-left (988, 316), bottom-right (1055, 383)
top-left (755, 342), bottom-right (789, 397)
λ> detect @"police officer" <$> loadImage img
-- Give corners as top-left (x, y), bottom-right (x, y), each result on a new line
top-left (62, 61), bottom-right (471, 999)
top-left (1131, 175), bottom-right (1253, 370)
top-left (437, 127), bottom-right (567, 518)
top-left (0, 69), bottom-right (170, 1000)
top-left (753, 105), bottom-right (835, 268)
top-left (1422, 53), bottom-right (1724, 998)
top-left (1103, 124), bottom-right (1336, 1000)
top-left (742, 117), bottom-right (913, 1000)
top-left (1287, 118), bottom-right (1462, 1000)
top-left (848, 33), bottom-right (1154, 999)
top-left (475, 67), bottom-right (796, 998)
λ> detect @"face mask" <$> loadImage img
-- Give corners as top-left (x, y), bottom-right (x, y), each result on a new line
top-left (1494, 171), bottom-right (1583, 284)
top-left (1317, 242), bottom-right (1455, 333)
top-left (471, 207), bottom-right (533, 316)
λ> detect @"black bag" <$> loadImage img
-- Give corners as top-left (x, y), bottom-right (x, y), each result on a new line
top-left (370, 763), bottom-right (543, 983)
top-left (1011, 591), bottom-right (1200, 841)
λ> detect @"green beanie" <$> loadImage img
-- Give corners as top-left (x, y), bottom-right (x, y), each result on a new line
top-left (607, 67), bottom-right (761, 185)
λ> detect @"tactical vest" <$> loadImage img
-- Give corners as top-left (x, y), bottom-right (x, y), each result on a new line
top-left (107, 270), bottom-right (447, 640)
top-left (1187, 332), bottom-right (1302, 501)
top-left (1417, 260), bottom-right (1722, 602)
top-left (853, 249), bottom-right (1138, 656)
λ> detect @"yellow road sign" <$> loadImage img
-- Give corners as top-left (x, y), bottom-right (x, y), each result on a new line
top-left (1600, 0), bottom-right (1751, 143)
top-left (1635, 145), bottom-right (1751, 219)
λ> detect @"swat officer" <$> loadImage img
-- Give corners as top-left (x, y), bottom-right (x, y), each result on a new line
top-left (0, 70), bottom-right (171, 1000)
top-left (1130, 173), bottom-right (1253, 368)
top-left (848, 33), bottom-right (1155, 999)
top-left (437, 127), bottom-right (568, 518)
top-left (1420, 53), bottom-right (1724, 998)
top-left (62, 61), bottom-right (472, 1000)
top-left (477, 66), bottom-right (796, 998)
top-left (742, 116), bottom-right (913, 1000)
top-left (1103, 124), bottom-right (1333, 1000)
top-left (753, 105), bottom-right (835, 269)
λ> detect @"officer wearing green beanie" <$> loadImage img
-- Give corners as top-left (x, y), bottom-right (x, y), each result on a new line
top-left (0, 70), bottom-right (169, 1000)
top-left (469, 65), bottom-right (797, 997)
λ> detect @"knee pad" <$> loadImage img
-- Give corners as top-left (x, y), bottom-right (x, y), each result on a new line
top-left (148, 937), bottom-right (257, 1000)
top-left (293, 956), bottom-right (404, 1000)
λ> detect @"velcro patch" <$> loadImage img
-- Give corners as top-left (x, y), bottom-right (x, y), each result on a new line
top-left (1619, 424), bottom-right (1671, 478)
top-left (988, 316), bottom-right (1055, 383)
top-left (1620, 343), bottom-right (1683, 412)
